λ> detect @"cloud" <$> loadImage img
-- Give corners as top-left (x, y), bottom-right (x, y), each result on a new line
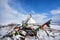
top-left (0, 0), bottom-right (27, 25)
top-left (50, 9), bottom-right (60, 25)
top-left (0, 0), bottom-right (50, 25)
top-left (51, 15), bottom-right (60, 25)
top-left (32, 14), bottom-right (49, 24)
top-left (50, 9), bottom-right (60, 14)
top-left (28, 10), bottom-right (50, 24)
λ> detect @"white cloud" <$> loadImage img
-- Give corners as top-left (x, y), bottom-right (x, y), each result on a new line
top-left (50, 9), bottom-right (60, 14)
top-left (50, 9), bottom-right (60, 25)
top-left (28, 11), bottom-right (50, 24)
top-left (0, 0), bottom-right (27, 25)
top-left (0, 0), bottom-right (49, 25)
top-left (32, 14), bottom-right (49, 24)
top-left (51, 15), bottom-right (60, 25)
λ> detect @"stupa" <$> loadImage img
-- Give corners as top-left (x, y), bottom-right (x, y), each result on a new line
top-left (25, 14), bottom-right (39, 29)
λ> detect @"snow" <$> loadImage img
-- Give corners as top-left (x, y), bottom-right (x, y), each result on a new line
top-left (50, 25), bottom-right (60, 30)
top-left (0, 25), bottom-right (60, 40)
top-left (0, 25), bottom-right (15, 38)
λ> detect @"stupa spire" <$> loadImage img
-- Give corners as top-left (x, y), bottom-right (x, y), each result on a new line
top-left (27, 14), bottom-right (36, 24)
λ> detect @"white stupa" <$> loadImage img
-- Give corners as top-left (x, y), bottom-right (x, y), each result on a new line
top-left (27, 17), bottom-right (36, 24)
top-left (26, 14), bottom-right (38, 29)
top-left (26, 14), bottom-right (36, 24)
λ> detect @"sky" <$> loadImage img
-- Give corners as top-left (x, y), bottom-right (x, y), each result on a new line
top-left (0, 0), bottom-right (60, 25)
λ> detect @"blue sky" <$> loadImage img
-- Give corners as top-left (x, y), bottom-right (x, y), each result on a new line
top-left (0, 0), bottom-right (60, 25)
top-left (9, 0), bottom-right (60, 13)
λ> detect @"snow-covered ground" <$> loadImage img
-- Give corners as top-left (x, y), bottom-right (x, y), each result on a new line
top-left (0, 24), bottom-right (60, 40)
top-left (0, 24), bottom-right (16, 38)
top-left (50, 25), bottom-right (60, 30)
